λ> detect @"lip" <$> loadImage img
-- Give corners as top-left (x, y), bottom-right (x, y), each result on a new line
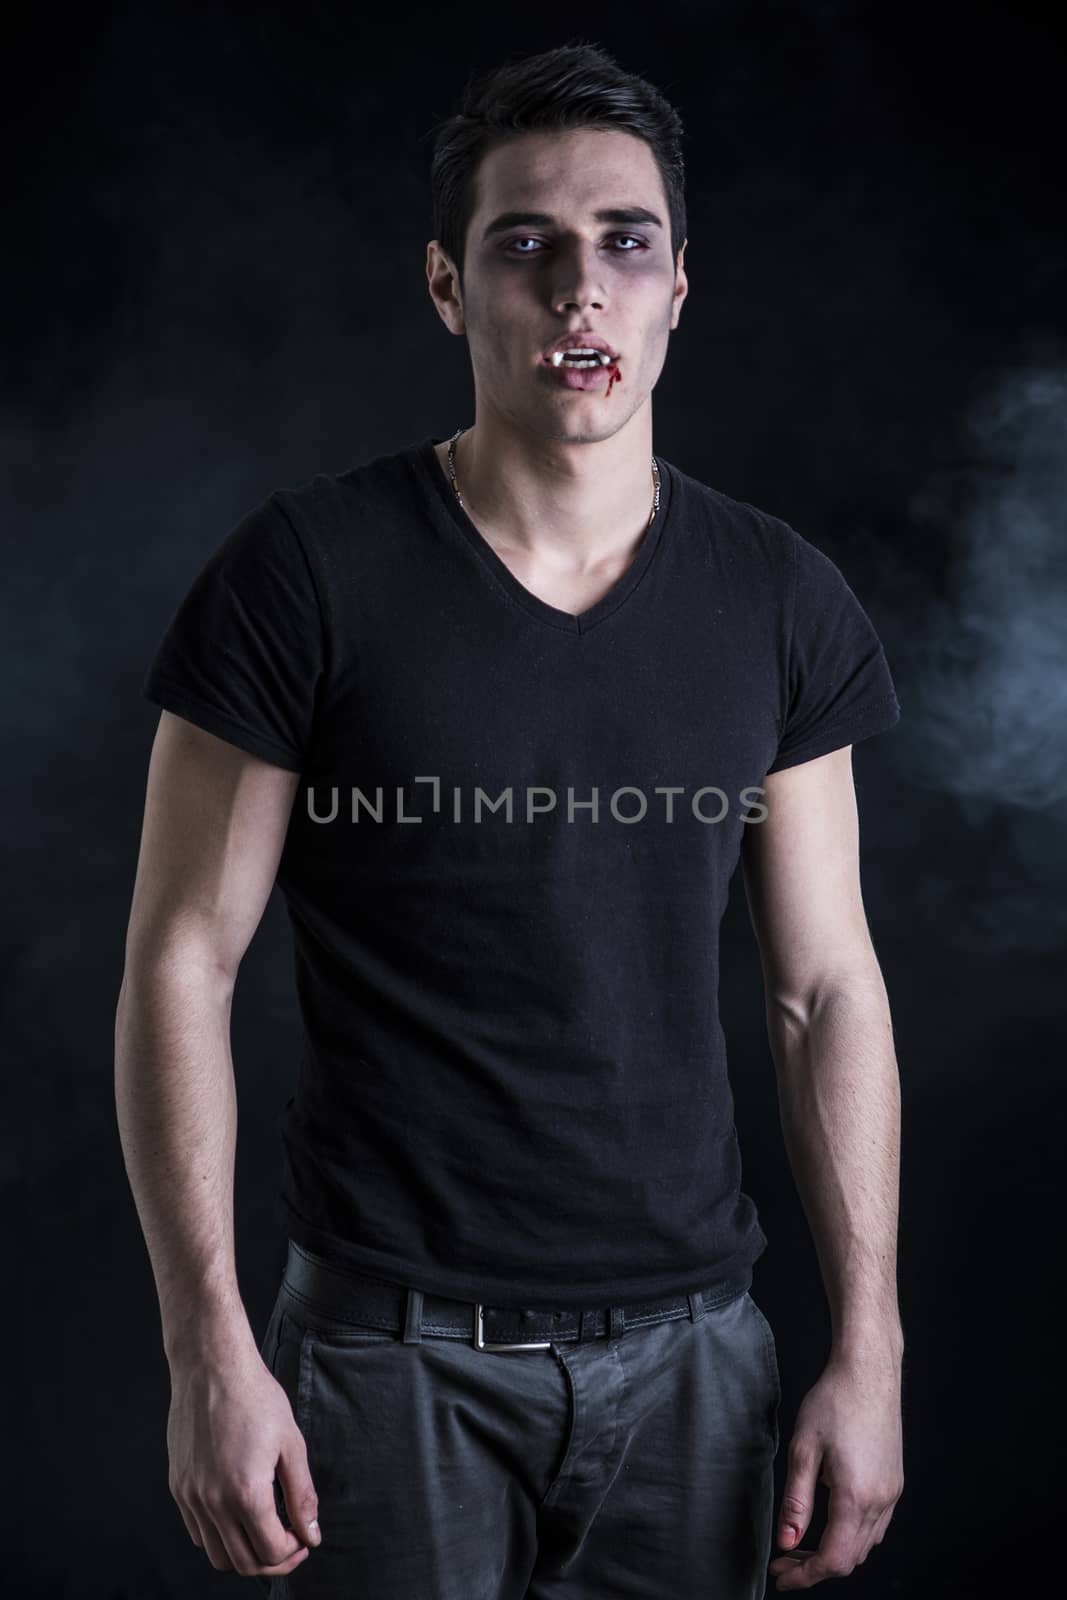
top-left (541, 332), bottom-right (619, 362)
top-left (542, 360), bottom-right (615, 391)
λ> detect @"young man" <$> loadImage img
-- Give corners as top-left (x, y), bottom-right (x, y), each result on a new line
top-left (117, 42), bottom-right (904, 1600)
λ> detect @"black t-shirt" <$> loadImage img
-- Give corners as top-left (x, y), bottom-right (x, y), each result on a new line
top-left (142, 436), bottom-right (901, 1309)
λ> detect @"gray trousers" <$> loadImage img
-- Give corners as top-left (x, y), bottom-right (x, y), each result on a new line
top-left (258, 1251), bottom-right (781, 1599)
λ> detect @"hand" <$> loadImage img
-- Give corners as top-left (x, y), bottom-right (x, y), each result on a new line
top-left (768, 1351), bottom-right (904, 1590)
top-left (166, 1341), bottom-right (323, 1577)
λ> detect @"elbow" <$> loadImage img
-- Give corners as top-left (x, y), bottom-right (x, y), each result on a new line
top-left (763, 988), bottom-right (815, 1071)
top-left (764, 959), bottom-right (891, 1047)
top-left (121, 917), bottom-right (240, 1008)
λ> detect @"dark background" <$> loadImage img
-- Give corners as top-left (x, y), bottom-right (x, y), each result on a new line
top-left (6, 2), bottom-right (1064, 1594)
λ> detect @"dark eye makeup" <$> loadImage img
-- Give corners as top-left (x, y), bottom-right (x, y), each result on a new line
top-left (502, 234), bottom-right (650, 256)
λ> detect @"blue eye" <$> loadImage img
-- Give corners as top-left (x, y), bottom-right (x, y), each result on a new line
top-left (504, 234), bottom-right (649, 255)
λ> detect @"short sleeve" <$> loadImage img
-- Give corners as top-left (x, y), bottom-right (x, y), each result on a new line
top-left (142, 493), bottom-right (326, 772)
top-left (766, 528), bottom-right (900, 774)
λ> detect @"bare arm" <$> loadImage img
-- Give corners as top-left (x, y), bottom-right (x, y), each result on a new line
top-left (741, 745), bottom-right (904, 1363)
top-left (116, 710), bottom-right (323, 1578)
top-left (115, 709), bottom-right (300, 1365)
top-left (743, 744), bottom-right (905, 1585)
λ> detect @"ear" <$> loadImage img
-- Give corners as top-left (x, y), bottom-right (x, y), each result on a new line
top-left (426, 240), bottom-right (465, 336)
top-left (671, 238), bottom-right (689, 328)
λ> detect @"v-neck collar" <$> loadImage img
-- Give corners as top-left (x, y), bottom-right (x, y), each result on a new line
top-left (413, 435), bottom-right (674, 636)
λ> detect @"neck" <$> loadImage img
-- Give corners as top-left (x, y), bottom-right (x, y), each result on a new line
top-left (449, 414), bottom-right (657, 570)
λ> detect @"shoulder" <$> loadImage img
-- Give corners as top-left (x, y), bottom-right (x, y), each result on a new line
top-left (663, 457), bottom-right (802, 588)
top-left (271, 441), bottom-right (419, 530)
top-left (263, 441), bottom-right (427, 582)
top-left (669, 461), bottom-right (875, 607)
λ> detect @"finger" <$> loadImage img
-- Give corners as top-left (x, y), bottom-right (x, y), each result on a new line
top-left (276, 1435), bottom-right (322, 1550)
top-left (175, 1499), bottom-right (204, 1549)
top-left (773, 1510), bottom-right (864, 1588)
top-left (239, 1484), bottom-right (308, 1569)
top-left (261, 1544), bottom-right (312, 1578)
top-left (768, 1549), bottom-right (812, 1574)
top-left (850, 1503), bottom-right (893, 1570)
top-left (190, 1505), bottom-right (234, 1573)
top-left (768, 1547), bottom-right (821, 1585)
top-left (776, 1444), bottom-right (821, 1549)
top-left (222, 1510), bottom-right (309, 1578)
top-left (246, 1537), bottom-right (312, 1578)
top-left (869, 1503), bottom-right (894, 1547)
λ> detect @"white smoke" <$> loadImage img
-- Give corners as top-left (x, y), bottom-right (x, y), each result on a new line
top-left (880, 356), bottom-right (1067, 952)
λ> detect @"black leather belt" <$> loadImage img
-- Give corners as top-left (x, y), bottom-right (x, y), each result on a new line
top-left (281, 1239), bottom-right (752, 1352)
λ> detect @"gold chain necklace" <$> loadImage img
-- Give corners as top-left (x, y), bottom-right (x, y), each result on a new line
top-left (445, 427), bottom-right (661, 527)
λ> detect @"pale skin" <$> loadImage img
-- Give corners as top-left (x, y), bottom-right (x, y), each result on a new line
top-left (116, 715), bottom-right (315, 1578)
top-left (426, 125), bottom-right (689, 606)
top-left (119, 124), bottom-right (903, 1586)
top-left (743, 746), bottom-right (905, 1589)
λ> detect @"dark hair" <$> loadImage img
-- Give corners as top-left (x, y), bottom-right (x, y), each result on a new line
top-left (426, 39), bottom-right (687, 292)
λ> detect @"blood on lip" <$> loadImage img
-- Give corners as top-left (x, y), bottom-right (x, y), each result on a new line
top-left (542, 350), bottom-right (623, 398)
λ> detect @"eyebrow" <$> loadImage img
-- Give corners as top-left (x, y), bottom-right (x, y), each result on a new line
top-left (481, 206), bottom-right (664, 241)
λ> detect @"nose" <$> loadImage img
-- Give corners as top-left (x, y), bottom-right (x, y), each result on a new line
top-left (550, 238), bottom-right (607, 313)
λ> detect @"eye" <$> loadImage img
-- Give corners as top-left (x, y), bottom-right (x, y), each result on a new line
top-left (503, 234), bottom-right (649, 255)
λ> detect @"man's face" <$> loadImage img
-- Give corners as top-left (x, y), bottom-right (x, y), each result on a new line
top-left (427, 127), bottom-right (688, 444)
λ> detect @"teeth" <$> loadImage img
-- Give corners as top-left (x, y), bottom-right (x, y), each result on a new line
top-left (550, 349), bottom-right (613, 367)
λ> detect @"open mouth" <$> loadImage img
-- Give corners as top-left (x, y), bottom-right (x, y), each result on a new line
top-left (541, 347), bottom-right (623, 395)
top-left (546, 349), bottom-right (616, 369)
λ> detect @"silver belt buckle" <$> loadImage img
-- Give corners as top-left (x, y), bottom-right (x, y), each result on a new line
top-left (473, 1303), bottom-right (554, 1352)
